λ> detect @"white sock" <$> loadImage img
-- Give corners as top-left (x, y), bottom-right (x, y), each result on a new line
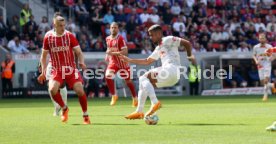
top-left (140, 76), bottom-right (158, 105)
top-left (267, 82), bottom-right (274, 89)
top-left (136, 89), bottom-right (148, 112)
top-left (48, 89), bottom-right (60, 109)
top-left (83, 112), bottom-right (88, 116)
top-left (60, 87), bottom-right (67, 105)
top-left (264, 84), bottom-right (268, 97)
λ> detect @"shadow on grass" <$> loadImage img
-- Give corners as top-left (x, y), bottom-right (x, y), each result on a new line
top-left (159, 123), bottom-right (247, 126)
top-left (71, 123), bottom-right (139, 126)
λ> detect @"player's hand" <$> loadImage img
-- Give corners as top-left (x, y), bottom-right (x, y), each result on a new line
top-left (187, 55), bottom-right (195, 61)
top-left (37, 73), bottom-right (46, 84)
top-left (79, 63), bottom-right (87, 70)
top-left (119, 54), bottom-right (130, 62)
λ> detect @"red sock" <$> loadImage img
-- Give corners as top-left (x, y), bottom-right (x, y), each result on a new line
top-left (106, 78), bottom-right (115, 95)
top-left (126, 81), bottom-right (137, 98)
top-left (52, 91), bottom-right (65, 108)
top-left (78, 94), bottom-right (87, 113)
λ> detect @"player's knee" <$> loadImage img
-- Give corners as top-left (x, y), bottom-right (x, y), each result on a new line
top-left (75, 87), bottom-right (85, 96)
top-left (49, 87), bottom-right (58, 96)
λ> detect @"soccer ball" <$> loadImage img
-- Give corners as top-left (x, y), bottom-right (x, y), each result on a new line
top-left (144, 115), bottom-right (159, 125)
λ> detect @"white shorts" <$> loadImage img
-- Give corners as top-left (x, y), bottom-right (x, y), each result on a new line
top-left (258, 66), bottom-right (271, 80)
top-left (46, 63), bottom-right (52, 80)
top-left (146, 64), bottom-right (180, 88)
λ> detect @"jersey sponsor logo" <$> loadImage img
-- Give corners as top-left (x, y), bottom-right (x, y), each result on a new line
top-left (52, 46), bottom-right (69, 52)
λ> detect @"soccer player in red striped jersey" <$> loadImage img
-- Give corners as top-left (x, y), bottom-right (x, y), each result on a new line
top-left (105, 22), bottom-right (138, 107)
top-left (37, 12), bottom-right (90, 124)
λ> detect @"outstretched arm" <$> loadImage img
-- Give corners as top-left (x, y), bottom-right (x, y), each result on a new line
top-left (180, 38), bottom-right (194, 61)
top-left (120, 55), bottom-right (156, 65)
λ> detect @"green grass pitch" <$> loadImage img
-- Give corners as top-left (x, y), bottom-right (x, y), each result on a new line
top-left (0, 95), bottom-right (276, 144)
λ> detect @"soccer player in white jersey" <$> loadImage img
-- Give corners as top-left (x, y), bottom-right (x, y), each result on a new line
top-left (120, 24), bottom-right (194, 119)
top-left (252, 33), bottom-right (275, 101)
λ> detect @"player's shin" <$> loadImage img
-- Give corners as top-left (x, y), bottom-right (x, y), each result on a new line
top-left (60, 87), bottom-right (68, 105)
top-left (126, 81), bottom-right (137, 98)
top-left (52, 91), bottom-right (67, 109)
top-left (78, 94), bottom-right (88, 115)
top-left (136, 89), bottom-right (148, 112)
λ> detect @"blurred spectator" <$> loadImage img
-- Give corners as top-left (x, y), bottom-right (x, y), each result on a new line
top-left (75, 0), bottom-right (89, 26)
top-left (162, 8), bottom-right (173, 25)
top-left (115, 9), bottom-right (127, 23)
top-left (226, 67), bottom-right (247, 88)
top-left (141, 40), bottom-right (152, 54)
top-left (149, 9), bottom-right (160, 24)
top-left (1, 53), bottom-right (15, 92)
top-left (265, 10), bottom-right (276, 23)
top-left (237, 42), bottom-right (250, 52)
top-left (227, 42), bottom-right (239, 52)
top-left (137, 0), bottom-right (148, 9)
top-left (7, 36), bottom-right (29, 54)
top-left (38, 16), bottom-right (50, 35)
top-left (24, 15), bottom-right (38, 34)
top-left (248, 65), bottom-right (260, 87)
top-left (0, 15), bottom-right (7, 45)
top-left (139, 9), bottom-right (150, 23)
top-left (6, 25), bottom-right (19, 41)
top-left (126, 15), bottom-right (139, 34)
top-left (211, 27), bottom-right (222, 42)
top-left (79, 34), bottom-right (90, 52)
top-left (173, 16), bottom-right (186, 34)
top-left (8, 15), bottom-right (20, 33)
top-left (254, 18), bottom-right (266, 32)
top-left (171, 2), bottom-right (181, 16)
top-left (20, 3), bottom-right (32, 28)
top-left (113, 0), bottom-right (124, 14)
top-left (103, 10), bottom-right (114, 24)
top-left (119, 25), bottom-right (128, 42)
top-left (21, 34), bottom-right (37, 51)
top-left (267, 18), bottom-right (276, 32)
top-left (90, 8), bottom-right (103, 36)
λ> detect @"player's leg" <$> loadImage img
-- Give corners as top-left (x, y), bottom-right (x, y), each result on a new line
top-left (262, 67), bottom-right (273, 101)
top-left (125, 68), bottom-right (162, 119)
top-left (72, 82), bottom-right (91, 124)
top-left (105, 65), bottom-right (118, 105)
top-left (266, 121), bottom-right (276, 131)
top-left (60, 84), bottom-right (68, 105)
top-left (120, 67), bottom-right (138, 107)
top-left (48, 79), bottom-right (69, 122)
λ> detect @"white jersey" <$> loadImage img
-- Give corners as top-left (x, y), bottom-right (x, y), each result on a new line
top-left (148, 36), bottom-right (181, 66)
top-left (253, 43), bottom-right (273, 67)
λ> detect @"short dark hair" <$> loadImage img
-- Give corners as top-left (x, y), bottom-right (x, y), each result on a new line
top-left (54, 12), bottom-right (63, 18)
top-left (148, 24), bottom-right (162, 32)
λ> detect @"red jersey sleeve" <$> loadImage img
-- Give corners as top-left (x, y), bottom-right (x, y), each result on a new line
top-left (69, 33), bottom-right (80, 49)
top-left (43, 35), bottom-right (49, 51)
top-left (118, 36), bottom-right (127, 51)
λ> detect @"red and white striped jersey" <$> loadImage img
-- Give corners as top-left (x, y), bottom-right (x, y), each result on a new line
top-left (106, 34), bottom-right (129, 69)
top-left (43, 30), bottom-right (79, 71)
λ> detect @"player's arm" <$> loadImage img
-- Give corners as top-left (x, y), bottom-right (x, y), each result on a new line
top-left (179, 38), bottom-right (194, 61)
top-left (106, 48), bottom-right (127, 56)
top-left (40, 49), bottom-right (49, 74)
top-left (73, 46), bottom-right (87, 70)
top-left (37, 49), bottom-right (48, 84)
top-left (252, 47), bottom-right (259, 65)
top-left (120, 55), bottom-right (156, 65)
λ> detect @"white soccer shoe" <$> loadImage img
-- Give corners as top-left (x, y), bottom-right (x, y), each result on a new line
top-left (53, 107), bottom-right (61, 116)
top-left (266, 121), bottom-right (276, 131)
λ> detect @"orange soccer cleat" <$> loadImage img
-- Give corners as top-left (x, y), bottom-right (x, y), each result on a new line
top-left (110, 95), bottom-right (118, 106)
top-left (132, 98), bottom-right (138, 107)
top-left (83, 115), bottom-right (91, 125)
top-left (125, 112), bottom-right (144, 120)
top-left (145, 101), bottom-right (162, 116)
top-left (61, 107), bottom-right (69, 123)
